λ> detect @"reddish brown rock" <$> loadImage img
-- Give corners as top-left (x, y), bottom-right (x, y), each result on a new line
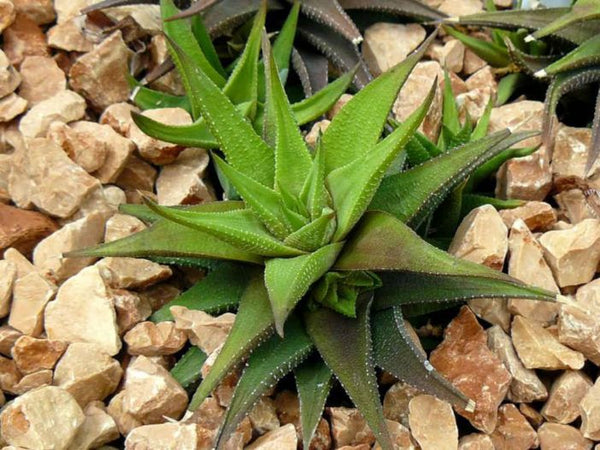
top-left (489, 403), bottom-right (538, 450)
top-left (0, 355), bottom-right (22, 393)
top-left (18, 56), bottom-right (66, 105)
top-left (499, 201), bottom-right (557, 232)
top-left (538, 423), bottom-right (593, 450)
top-left (430, 306), bottom-right (512, 433)
top-left (542, 370), bottom-right (592, 424)
top-left (11, 335), bottom-right (67, 374)
top-left (0, 203), bottom-right (57, 258)
top-left (2, 14), bottom-right (49, 66)
top-left (408, 394), bottom-right (458, 450)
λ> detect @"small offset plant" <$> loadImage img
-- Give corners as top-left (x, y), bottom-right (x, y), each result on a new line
top-left (74, 3), bottom-right (557, 449)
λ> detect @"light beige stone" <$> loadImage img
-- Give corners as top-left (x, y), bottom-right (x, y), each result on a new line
top-left (100, 102), bottom-right (139, 137)
top-left (123, 355), bottom-right (188, 423)
top-left (383, 381), bottom-right (420, 427)
top-left (139, 283), bottom-right (180, 312)
top-left (511, 315), bottom-right (585, 370)
top-left (128, 107), bottom-right (192, 165)
top-left (47, 121), bottom-right (107, 173)
top-left (115, 154), bottom-right (157, 194)
top-left (490, 403), bottom-right (538, 450)
top-left (171, 306), bottom-right (235, 354)
top-left (362, 23), bottom-right (426, 76)
top-left (507, 219), bottom-right (559, 324)
top-left (0, 326), bottom-right (22, 357)
top-left (0, 260), bottom-right (16, 318)
top-left (542, 370), bottom-right (592, 424)
top-left (0, 386), bottom-right (85, 449)
top-left (69, 185), bottom-right (126, 223)
top-left (124, 321), bottom-right (186, 356)
top-left (538, 423), bottom-right (593, 450)
top-left (459, 433), bottom-right (494, 450)
top-left (125, 422), bottom-right (200, 449)
top-left (11, 0), bottom-right (55, 25)
top-left (156, 148), bottom-right (214, 205)
top-left (69, 31), bottom-right (133, 110)
top-left (3, 247), bottom-right (34, 279)
top-left (0, 49), bottom-right (21, 98)
top-left (449, 204), bottom-right (508, 270)
top-left (539, 219), bottom-right (600, 287)
top-left (11, 335), bottom-right (66, 374)
top-left (487, 325), bottom-right (547, 403)
top-left (581, 377), bottom-right (600, 440)
top-left (0, 0), bottom-right (16, 33)
top-left (373, 420), bottom-right (416, 450)
top-left (552, 125), bottom-right (592, 191)
top-left (463, 49), bottom-right (487, 75)
top-left (106, 390), bottom-right (142, 436)
top-left (70, 402), bottom-right (120, 450)
top-left (249, 397), bottom-right (280, 435)
top-left (18, 56), bottom-right (65, 105)
top-left (44, 266), bottom-right (121, 356)
top-left (113, 289), bottom-right (152, 335)
top-left (499, 201), bottom-right (557, 232)
top-left (433, 39), bottom-right (465, 73)
top-left (9, 271), bottom-right (56, 336)
top-left (327, 93), bottom-right (353, 119)
top-left (96, 257), bottom-right (172, 290)
top-left (0, 93), bottom-right (27, 122)
top-left (246, 423), bottom-right (297, 450)
top-left (408, 394), bottom-right (458, 450)
top-left (54, 0), bottom-right (95, 23)
top-left (328, 407), bottom-right (375, 448)
top-left (18, 90), bottom-right (86, 138)
top-left (439, 0), bottom-right (483, 16)
top-left (46, 18), bottom-right (94, 52)
top-left (2, 14), bottom-right (49, 66)
top-left (430, 306), bottom-right (511, 433)
top-left (555, 189), bottom-right (596, 224)
top-left (304, 120), bottom-right (330, 148)
top-left (10, 368), bottom-right (52, 394)
top-left (33, 212), bottom-right (105, 283)
top-left (105, 214), bottom-right (146, 243)
top-left (457, 67), bottom-right (496, 121)
top-left (468, 298), bottom-right (511, 331)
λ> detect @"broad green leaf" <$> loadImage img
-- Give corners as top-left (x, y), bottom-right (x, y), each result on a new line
top-left (328, 82), bottom-right (435, 241)
top-left (212, 156), bottom-right (295, 240)
top-left (443, 25), bottom-right (510, 68)
top-left (216, 315), bottom-right (313, 447)
top-left (496, 72), bottom-right (523, 106)
top-left (129, 78), bottom-right (192, 112)
top-left (404, 130), bottom-right (443, 166)
top-left (143, 200), bottom-right (304, 257)
top-left (320, 30), bottom-right (437, 174)
top-left (528, 0), bottom-right (600, 42)
top-left (165, 36), bottom-right (275, 186)
top-left (537, 34), bottom-right (600, 77)
top-left (283, 209), bottom-right (336, 252)
top-left (294, 358), bottom-right (333, 450)
top-left (119, 201), bottom-right (245, 224)
top-left (372, 308), bottom-right (473, 410)
top-left (374, 272), bottom-right (552, 310)
top-left (470, 96), bottom-right (494, 141)
top-left (171, 346), bottom-right (207, 389)
top-left (442, 70), bottom-right (461, 135)
top-left (151, 262), bottom-right (249, 322)
top-left (305, 295), bottom-right (393, 450)
top-left (190, 13), bottom-right (226, 78)
top-left (189, 274), bottom-right (274, 410)
top-left (371, 130), bottom-right (535, 228)
top-left (265, 242), bottom-right (344, 336)
top-left (430, 180), bottom-right (465, 237)
top-left (300, 145), bottom-right (330, 220)
top-left (161, 0), bottom-right (225, 101)
top-left (262, 33), bottom-right (313, 198)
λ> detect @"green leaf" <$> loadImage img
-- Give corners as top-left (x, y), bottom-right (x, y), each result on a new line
top-left (300, 145), bottom-right (330, 220)
top-left (165, 35), bottom-right (275, 187)
top-left (305, 295), bottom-right (393, 450)
top-left (460, 194), bottom-right (525, 216)
top-left (442, 70), bottom-right (461, 135)
top-left (265, 242), bottom-right (344, 336)
top-left (372, 307), bottom-right (473, 410)
top-left (119, 201), bottom-right (245, 224)
top-left (467, 146), bottom-right (538, 191)
top-left (327, 82), bottom-right (436, 241)
top-left (338, 0), bottom-right (446, 21)
top-left (171, 346), bottom-right (207, 389)
top-left (151, 262), bottom-right (249, 322)
top-left (430, 180), bottom-right (465, 237)
top-left (587, 89), bottom-right (600, 174)
top-left (216, 315), bottom-right (313, 448)
top-left (129, 79), bottom-right (192, 112)
top-left (190, 13), bottom-right (226, 78)
top-left (299, 0), bottom-right (362, 44)
top-left (311, 271), bottom-right (381, 317)
top-left (189, 274), bottom-right (274, 410)
top-left (443, 25), bottom-right (510, 68)
top-left (294, 358), bottom-right (333, 450)
top-left (470, 96), bottom-right (494, 141)
top-left (320, 30), bottom-right (437, 174)
top-left (371, 130), bottom-right (535, 228)
top-left (537, 34), bottom-right (600, 77)
top-left (262, 33), bottom-right (313, 198)
top-left (504, 38), bottom-right (555, 75)
top-left (283, 209), bottom-right (336, 252)
top-left (143, 200), bottom-right (305, 257)
top-left (527, 0), bottom-right (600, 42)
top-left (496, 72), bottom-right (524, 106)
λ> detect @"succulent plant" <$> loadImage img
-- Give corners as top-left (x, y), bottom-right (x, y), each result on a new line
top-left (444, 0), bottom-right (600, 171)
top-left (73, 4), bottom-right (557, 449)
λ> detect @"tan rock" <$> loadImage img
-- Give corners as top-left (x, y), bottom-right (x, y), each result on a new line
top-left (54, 0), bottom-right (95, 23)
top-left (125, 422), bottom-right (200, 449)
top-left (468, 297), bottom-right (511, 331)
top-left (0, 204), bottom-right (58, 258)
top-left (580, 377), bottom-right (600, 440)
top-left (552, 125), bottom-right (591, 191)
top-left (0, 93), bottom-right (27, 121)
top-left (100, 102), bottom-right (139, 137)
top-left (9, 271), bottom-right (56, 336)
top-left (115, 154), bottom-right (158, 194)
top-left (11, 0), bottom-right (55, 25)
top-left (46, 18), bottom-right (94, 52)
top-left (69, 31), bottom-right (133, 111)
top-left (0, 0), bottom-right (16, 33)
top-left (555, 189), bottom-right (596, 224)
top-left (156, 148), bottom-right (214, 205)
top-left (201, 346), bottom-right (239, 408)
top-left (394, 61), bottom-right (443, 141)
top-left (439, 0), bottom-right (483, 16)
top-left (105, 214), bottom-right (147, 243)
top-left (0, 355), bottom-right (22, 392)
top-left (519, 403), bottom-right (544, 428)
top-left (362, 23), bottom-right (426, 76)
top-left (373, 420), bottom-right (416, 450)
top-left (304, 120), bottom-right (330, 148)
top-left (382, 381), bottom-right (420, 428)
top-left (139, 283), bottom-right (180, 312)
top-left (327, 93), bottom-right (353, 119)
top-left (19, 90), bottom-right (86, 138)
top-left (70, 401), bottom-right (120, 450)
top-left (249, 397), bottom-right (280, 435)
top-left (449, 204), bottom-right (508, 270)
top-left (113, 289), bottom-right (152, 334)
top-left (432, 39), bottom-right (465, 73)
top-left (124, 321), bottom-right (186, 356)
top-left (328, 407), bottom-right (375, 448)
top-left (500, 201), bottom-right (557, 232)
top-left (463, 49), bottom-right (487, 76)
top-left (11, 335), bottom-right (67, 374)
top-left (246, 423), bottom-right (298, 450)
top-left (3, 247), bottom-right (34, 279)
top-left (487, 325), bottom-right (547, 403)
top-left (128, 107), bottom-right (193, 165)
top-left (459, 433), bottom-right (495, 450)
top-left (10, 368), bottom-right (52, 394)
top-left (0, 50), bottom-right (21, 98)
top-left (0, 260), bottom-right (16, 318)
top-left (430, 306), bottom-right (511, 433)
top-left (511, 315), bottom-right (585, 370)
top-left (47, 121), bottom-right (106, 172)
top-left (45, 266), bottom-right (122, 356)
top-left (32, 212), bottom-right (104, 283)
top-left (96, 257), bottom-right (172, 290)
top-left (18, 56), bottom-right (65, 105)
top-left (171, 306), bottom-right (234, 354)
top-left (147, 34), bottom-right (185, 96)
top-left (539, 219), bottom-right (600, 287)
top-left (489, 403), bottom-right (538, 450)
top-left (538, 423), bottom-right (593, 450)
top-left (2, 14), bottom-right (48, 66)
top-left (507, 219), bottom-right (559, 324)
top-left (408, 394), bottom-right (458, 450)
top-left (0, 326), bottom-right (22, 357)
top-left (70, 185), bottom-right (125, 223)
top-left (0, 386), bottom-right (85, 449)
top-left (542, 370), bottom-right (592, 424)
top-left (107, 390), bottom-right (142, 436)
